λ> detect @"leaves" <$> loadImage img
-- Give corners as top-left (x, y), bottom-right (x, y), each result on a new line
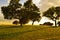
top-left (1, 0), bottom-right (41, 25)
top-left (19, 18), bottom-right (29, 24)
top-left (24, 0), bottom-right (41, 23)
top-left (43, 6), bottom-right (60, 20)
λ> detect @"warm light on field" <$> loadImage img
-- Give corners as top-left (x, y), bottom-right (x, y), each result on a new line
top-left (27, 17), bottom-right (55, 25)
top-left (0, 17), bottom-right (55, 25)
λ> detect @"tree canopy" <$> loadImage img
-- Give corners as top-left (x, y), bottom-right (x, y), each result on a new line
top-left (43, 6), bottom-right (60, 27)
top-left (1, 0), bottom-right (41, 26)
top-left (24, 0), bottom-right (41, 25)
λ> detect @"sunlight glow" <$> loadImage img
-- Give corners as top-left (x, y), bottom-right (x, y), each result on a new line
top-left (0, 17), bottom-right (55, 25)
top-left (39, 17), bottom-right (55, 25)
top-left (27, 17), bottom-right (55, 25)
top-left (27, 21), bottom-right (39, 25)
top-left (33, 0), bottom-right (41, 7)
top-left (7, 0), bottom-right (10, 3)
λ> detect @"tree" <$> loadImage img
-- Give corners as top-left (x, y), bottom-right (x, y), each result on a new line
top-left (24, 0), bottom-right (40, 12)
top-left (24, 0), bottom-right (41, 25)
top-left (19, 18), bottom-right (29, 26)
top-left (1, 0), bottom-right (30, 26)
top-left (10, 0), bottom-right (20, 4)
top-left (43, 6), bottom-right (60, 27)
top-left (17, 8), bottom-right (30, 26)
top-left (1, 0), bottom-right (22, 26)
top-left (13, 20), bottom-right (19, 25)
top-left (1, 0), bottom-right (41, 26)
top-left (29, 12), bottom-right (40, 25)
top-left (1, 0), bottom-right (22, 19)
top-left (24, 0), bottom-right (32, 10)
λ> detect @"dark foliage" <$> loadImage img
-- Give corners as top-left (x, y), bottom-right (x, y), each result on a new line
top-left (1, 0), bottom-right (41, 26)
top-left (43, 22), bottom-right (53, 26)
top-left (13, 20), bottom-right (19, 25)
top-left (24, 0), bottom-right (41, 25)
top-left (43, 6), bottom-right (60, 27)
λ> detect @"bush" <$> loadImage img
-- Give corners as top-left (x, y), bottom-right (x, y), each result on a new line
top-left (43, 22), bottom-right (53, 26)
top-left (13, 20), bottom-right (19, 25)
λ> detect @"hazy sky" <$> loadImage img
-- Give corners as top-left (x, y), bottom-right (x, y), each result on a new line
top-left (0, 0), bottom-right (60, 24)
top-left (40, 0), bottom-right (60, 12)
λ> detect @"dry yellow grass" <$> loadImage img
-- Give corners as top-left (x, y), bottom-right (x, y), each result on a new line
top-left (0, 25), bottom-right (60, 40)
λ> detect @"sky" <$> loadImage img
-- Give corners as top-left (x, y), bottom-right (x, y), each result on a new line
top-left (0, 0), bottom-right (60, 25)
top-left (40, 0), bottom-right (60, 12)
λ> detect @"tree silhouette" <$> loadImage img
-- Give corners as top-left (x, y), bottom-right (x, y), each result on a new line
top-left (1, 0), bottom-right (22, 19)
top-left (1, 0), bottom-right (30, 26)
top-left (43, 6), bottom-right (60, 27)
top-left (24, 0), bottom-right (41, 25)
top-left (17, 8), bottom-right (30, 26)
top-left (29, 12), bottom-right (40, 25)
top-left (19, 18), bottom-right (29, 26)
top-left (1, 0), bottom-right (22, 26)
top-left (1, 0), bottom-right (41, 26)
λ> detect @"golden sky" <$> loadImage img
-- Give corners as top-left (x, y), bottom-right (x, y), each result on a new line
top-left (40, 0), bottom-right (60, 12)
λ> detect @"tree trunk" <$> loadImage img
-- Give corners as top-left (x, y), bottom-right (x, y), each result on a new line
top-left (32, 21), bottom-right (34, 25)
top-left (20, 23), bottom-right (22, 27)
top-left (19, 19), bottom-right (23, 27)
top-left (55, 20), bottom-right (57, 27)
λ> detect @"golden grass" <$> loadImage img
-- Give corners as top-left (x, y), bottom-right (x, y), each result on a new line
top-left (0, 25), bottom-right (60, 40)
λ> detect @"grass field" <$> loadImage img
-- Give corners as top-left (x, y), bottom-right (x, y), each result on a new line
top-left (0, 25), bottom-right (60, 40)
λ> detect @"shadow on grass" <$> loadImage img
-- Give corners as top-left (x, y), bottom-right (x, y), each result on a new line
top-left (0, 29), bottom-right (36, 39)
top-left (6, 26), bottom-right (22, 28)
top-left (0, 26), bottom-right (56, 38)
top-left (0, 25), bottom-right (24, 29)
top-left (0, 25), bottom-right (59, 28)
top-left (0, 25), bottom-right (60, 39)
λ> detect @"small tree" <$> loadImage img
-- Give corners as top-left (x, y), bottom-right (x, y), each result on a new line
top-left (24, 0), bottom-right (41, 25)
top-left (43, 6), bottom-right (60, 27)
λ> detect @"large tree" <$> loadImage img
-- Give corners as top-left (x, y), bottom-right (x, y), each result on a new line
top-left (1, 0), bottom-right (22, 26)
top-left (24, 0), bottom-right (41, 25)
top-left (16, 8), bottom-right (29, 26)
top-left (1, 0), bottom-right (41, 26)
top-left (1, 0), bottom-right (30, 26)
top-left (1, 0), bottom-right (22, 19)
top-left (43, 6), bottom-right (60, 27)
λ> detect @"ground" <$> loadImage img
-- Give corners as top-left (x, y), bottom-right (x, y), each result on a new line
top-left (0, 25), bottom-right (60, 40)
